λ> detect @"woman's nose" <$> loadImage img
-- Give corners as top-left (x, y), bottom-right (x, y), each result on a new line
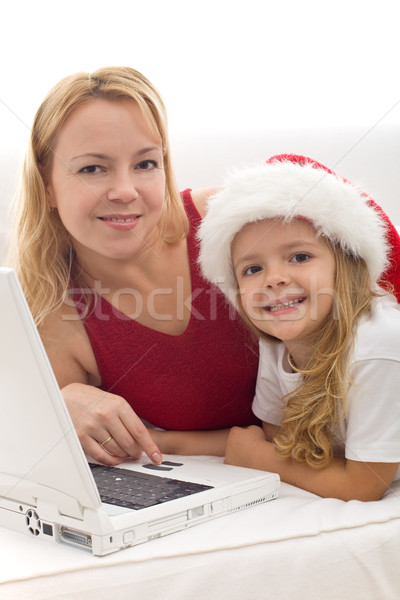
top-left (106, 170), bottom-right (139, 203)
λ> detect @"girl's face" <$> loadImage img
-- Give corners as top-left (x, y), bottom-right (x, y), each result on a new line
top-left (45, 98), bottom-right (166, 268)
top-left (232, 218), bottom-right (336, 364)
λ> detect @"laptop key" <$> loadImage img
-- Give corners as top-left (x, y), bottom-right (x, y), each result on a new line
top-left (89, 463), bottom-right (213, 511)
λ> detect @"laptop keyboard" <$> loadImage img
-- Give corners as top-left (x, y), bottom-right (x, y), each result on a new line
top-left (89, 463), bottom-right (213, 510)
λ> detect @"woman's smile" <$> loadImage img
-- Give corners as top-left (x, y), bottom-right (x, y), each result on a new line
top-left (97, 213), bottom-right (141, 230)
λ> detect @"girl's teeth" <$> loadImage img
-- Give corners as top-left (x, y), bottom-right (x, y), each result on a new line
top-left (268, 298), bottom-right (303, 311)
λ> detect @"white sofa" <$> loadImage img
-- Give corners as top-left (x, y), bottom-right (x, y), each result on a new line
top-left (171, 124), bottom-right (400, 228)
top-left (1, 128), bottom-right (400, 599)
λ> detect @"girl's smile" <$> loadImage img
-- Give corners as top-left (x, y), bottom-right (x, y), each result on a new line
top-left (263, 295), bottom-right (307, 314)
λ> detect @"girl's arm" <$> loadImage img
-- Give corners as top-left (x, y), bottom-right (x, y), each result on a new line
top-left (149, 428), bottom-right (230, 457)
top-left (224, 425), bottom-right (399, 501)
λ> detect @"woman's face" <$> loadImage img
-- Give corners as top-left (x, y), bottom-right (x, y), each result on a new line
top-left (45, 98), bottom-right (166, 268)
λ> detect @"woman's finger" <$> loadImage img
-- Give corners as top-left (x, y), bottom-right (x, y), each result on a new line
top-left (63, 383), bottom-right (162, 464)
top-left (118, 409), bottom-right (162, 464)
top-left (84, 435), bottom-right (127, 466)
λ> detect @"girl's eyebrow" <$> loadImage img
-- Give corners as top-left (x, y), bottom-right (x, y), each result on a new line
top-left (233, 238), bottom-right (319, 269)
top-left (233, 253), bottom-right (260, 270)
top-left (280, 238), bottom-right (319, 250)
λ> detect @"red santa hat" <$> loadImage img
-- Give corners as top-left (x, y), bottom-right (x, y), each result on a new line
top-left (198, 154), bottom-right (400, 306)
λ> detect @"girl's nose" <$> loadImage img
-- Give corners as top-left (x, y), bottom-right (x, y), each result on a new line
top-left (263, 264), bottom-right (290, 289)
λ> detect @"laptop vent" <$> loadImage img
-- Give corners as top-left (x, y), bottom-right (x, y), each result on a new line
top-left (25, 509), bottom-right (41, 536)
top-left (230, 494), bottom-right (277, 512)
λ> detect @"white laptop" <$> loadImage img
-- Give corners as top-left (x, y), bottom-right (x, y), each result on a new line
top-left (0, 267), bottom-right (279, 556)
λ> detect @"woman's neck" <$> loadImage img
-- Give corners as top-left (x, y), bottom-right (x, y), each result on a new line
top-left (73, 235), bottom-right (193, 336)
top-left (74, 235), bottom-right (168, 291)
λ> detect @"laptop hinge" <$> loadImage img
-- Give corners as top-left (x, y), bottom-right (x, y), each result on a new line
top-left (0, 477), bottom-right (88, 520)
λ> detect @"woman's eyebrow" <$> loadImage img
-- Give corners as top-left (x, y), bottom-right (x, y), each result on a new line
top-left (136, 145), bottom-right (162, 156)
top-left (70, 152), bottom-right (108, 162)
top-left (70, 146), bottom-right (162, 163)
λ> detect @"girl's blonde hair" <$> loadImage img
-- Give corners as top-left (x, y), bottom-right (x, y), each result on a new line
top-left (237, 237), bottom-right (376, 468)
top-left (7, 66), bottom-right (188, 325)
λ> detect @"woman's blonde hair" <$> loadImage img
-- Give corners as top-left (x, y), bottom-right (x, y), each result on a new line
top-left (7, 66), bottom-right (188, 325)
top-left (236, 237), bottom-right (376, 468)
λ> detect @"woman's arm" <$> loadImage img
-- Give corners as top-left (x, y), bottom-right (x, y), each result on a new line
top-left (149, 428), bottom-right (230, 457)
top-left (191, 186), bottom-right (223, 218)
top-left (224, 425), bottom-right (399, 501)
top-left (39, 307), bottom-right (162, 466)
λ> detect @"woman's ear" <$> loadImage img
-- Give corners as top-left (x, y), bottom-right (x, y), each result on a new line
top-left (39, 162), bottom-right (57, 209)
top-left (45, 182), bottom-right (57, 209)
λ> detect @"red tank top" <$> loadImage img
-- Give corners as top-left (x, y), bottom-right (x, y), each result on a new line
top-left (74, 190), bottom-right (259, 430)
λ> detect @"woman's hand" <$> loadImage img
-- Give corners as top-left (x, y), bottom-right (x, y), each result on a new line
top-left (62, 382), bottom-right (162, 466)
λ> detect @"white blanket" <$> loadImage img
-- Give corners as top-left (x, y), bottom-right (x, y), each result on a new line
top-left (1, 455), bottom-right (399, 600)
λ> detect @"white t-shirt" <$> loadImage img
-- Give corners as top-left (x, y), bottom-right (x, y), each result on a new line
top-left (252, 294), bottom-right (400, 478)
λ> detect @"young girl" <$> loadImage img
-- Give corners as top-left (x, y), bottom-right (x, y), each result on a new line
top-left (197, 154), bottom-right (400, 501)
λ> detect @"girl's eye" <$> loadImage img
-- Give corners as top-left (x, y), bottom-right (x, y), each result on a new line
top-left (136, 159), bottom-right (159, 170)
top-left (291, 253), bottom-right (310, 263)
top-left (243, 265), bottom-right (263, 276)
top-left (78, 165), bottom-right (102, 175)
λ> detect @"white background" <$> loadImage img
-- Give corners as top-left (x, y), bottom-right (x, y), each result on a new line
top-left (0, 0), bottom-right (399, 220)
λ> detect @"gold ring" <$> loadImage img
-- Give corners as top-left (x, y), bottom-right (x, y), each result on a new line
top-left (100, 435), bottom-right (112, 446)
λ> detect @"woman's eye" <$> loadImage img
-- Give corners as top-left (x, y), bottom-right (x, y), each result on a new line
top-left (136, 159), bottom-right (158, 170)
top-left (78, 165), bottom-right (102, 174)
top-left (291, 253), bottom-right (310, 263)
top-left (243, 265), bottom-right (263, 276)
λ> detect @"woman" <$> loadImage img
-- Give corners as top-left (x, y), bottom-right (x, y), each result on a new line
top-left (7, 67), bottom-right (259, 466)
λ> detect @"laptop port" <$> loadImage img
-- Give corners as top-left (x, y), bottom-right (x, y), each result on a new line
top-left (60, 527), bottom-right (92, 547)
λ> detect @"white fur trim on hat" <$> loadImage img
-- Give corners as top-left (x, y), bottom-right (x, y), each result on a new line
top-left (198, 160), bottom-right (389, 306)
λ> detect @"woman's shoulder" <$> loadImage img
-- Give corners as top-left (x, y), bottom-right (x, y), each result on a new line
top-left (189, 186), bottom-right (223, 218)
top-left (39, 302), bottom-right (100, 388)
